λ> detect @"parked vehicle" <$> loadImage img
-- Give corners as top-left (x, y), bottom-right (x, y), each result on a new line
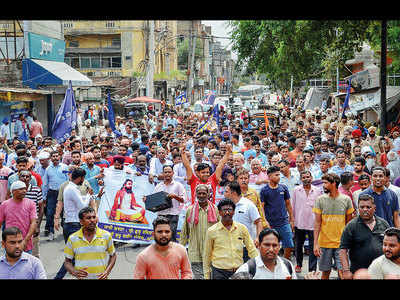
top-left (244, 100), bottom-right (259, 111)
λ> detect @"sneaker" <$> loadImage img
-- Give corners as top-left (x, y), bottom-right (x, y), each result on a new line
top-left (295, 266), bottom-right (302, 273)
top-left (48, 233), bottom-right (54, 241)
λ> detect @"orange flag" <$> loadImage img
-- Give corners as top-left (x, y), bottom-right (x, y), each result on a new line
top-left (264, 109), bottom-right (269, 136)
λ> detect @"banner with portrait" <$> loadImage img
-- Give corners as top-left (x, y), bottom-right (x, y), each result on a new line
top-left (97, 168), bottom-right (190, 244)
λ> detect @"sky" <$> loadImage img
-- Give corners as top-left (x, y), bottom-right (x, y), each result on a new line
top-left (201, 20), bottom-right (237, 60)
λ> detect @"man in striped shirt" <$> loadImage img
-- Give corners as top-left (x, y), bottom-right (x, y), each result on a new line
top-left (64, 207), bottom-right (116, 279)
top-left (19, 170), bottom-right (44, 259)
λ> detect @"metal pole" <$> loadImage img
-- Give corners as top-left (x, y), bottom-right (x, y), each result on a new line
top-left (188, 23), bottom-right (196, 104)
top-left (146, 20), bottom-right (154, 98)
top-left (290, 75), bottom-right (293, 106)
top-left (380, 19), bottom-right (387, 136)
top-left (336, 67), bottom-right (339, 94)
top-left (13, 20), bottom-right (17, 60)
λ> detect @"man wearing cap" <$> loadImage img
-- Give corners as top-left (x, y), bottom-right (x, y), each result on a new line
top-left (81, 119), bottom-right (96, 141)
top-left (132, 127), bottom-right (142, 144)
top-left (35, 151), bottom-right (50, 178)
top-left (0, 181), bottom-right (37, 255)
top-left (351, 129), bottom-right (370, 148)
top-left (366, 126), bottom-right (381, 157)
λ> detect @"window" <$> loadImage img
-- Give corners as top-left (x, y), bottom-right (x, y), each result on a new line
top-left (111, 38), bottom-right (121, 48)
top-left (105, 21), bottom-right (115, 28)
top-left (71, 57), bottom-right (79, 68)
top-left (91, 57), bottom-right (100, 68)
top-left (111, 57), bottom-right (121, 68)
top-left (63, 22), bottom-right (73, 28)
top-left (80, 57), bottom-right (90, 68)
top-left (69, 40), bottom-right (79, 47)
top-left (102, 57), bottom-right (111, 68)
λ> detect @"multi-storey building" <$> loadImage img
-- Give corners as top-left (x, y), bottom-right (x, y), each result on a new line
top-left (63, 20), bottom-right (179, 101)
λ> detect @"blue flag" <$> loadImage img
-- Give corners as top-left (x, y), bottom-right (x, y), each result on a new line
top-left (107, 91), bottom-right (122, 137)
top-left (212, 104), bottom-right (220, 129)
top-left (175, 92), bottom-right (188, 106)
top-left (342, 78), bottom-right (352, 118)
top-left (202, 90), bottom-right (216, 105)
top-left (196, 104), bottom-right (219, 135)
top-left (52, 81), bottom-right (77, 143)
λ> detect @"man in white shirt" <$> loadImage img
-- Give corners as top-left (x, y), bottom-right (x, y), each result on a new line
top-left (368, 227), bottom-right (400, 279)
top-left (385, 168), bottom-right (400, 206)
top-left (147, 165), bottom-right (186, 242)
top-left (54, 167), bottom-right (96, 280)
top-left (224, 181), bottom-right (262, 262)
top-left (234, 228), bottom-right (296, 279)
top-left (149, 147), bottom-right (173, 185)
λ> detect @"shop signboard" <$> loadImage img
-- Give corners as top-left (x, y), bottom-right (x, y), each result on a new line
top-left (25, 32), bottom-right (65, 62)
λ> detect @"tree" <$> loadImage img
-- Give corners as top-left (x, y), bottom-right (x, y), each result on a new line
top-left (177, 37), bottom-right (204, 70)
top-left (229, 20), bottom-right (374, 91)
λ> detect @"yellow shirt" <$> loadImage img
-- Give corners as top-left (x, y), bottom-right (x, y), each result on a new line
top-left (64, 226), bottom-right (115, 279)
top-left (242, 188), bottom-right (268, 228)
top-left (202, 221), bottom-right (258, 279)
top-left (312, 194), bottom-right (354, 248)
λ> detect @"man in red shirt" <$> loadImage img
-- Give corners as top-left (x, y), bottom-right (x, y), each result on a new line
top-left (133, 216), bottom-right (193, 279)
top-left (29, 116), bottom-right (43, 139)
top-left (27, 157), bottom-right (42, 188)
top-left (180, 143), bottom-right (231, 204)
top-left (351, 156), bottom-right (370, 193)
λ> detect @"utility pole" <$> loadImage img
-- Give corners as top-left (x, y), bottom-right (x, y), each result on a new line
top-left (146, 20), bottom-right (155, 98)
top-left (187, 22), bottom-right (197, 104)
top-left (380, 19), bottom-right (387, 136)
top-left (290, 75), bottom-right (293, 106)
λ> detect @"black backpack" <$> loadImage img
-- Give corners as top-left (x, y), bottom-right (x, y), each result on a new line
top-left (247, 256), bottom-right (293, 278)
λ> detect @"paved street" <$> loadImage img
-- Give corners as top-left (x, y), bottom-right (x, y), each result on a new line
top-left (32, 220), bottom-right (338, 279)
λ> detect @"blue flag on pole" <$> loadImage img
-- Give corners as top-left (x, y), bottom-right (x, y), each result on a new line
top-left (52, 81), bottom-right (77, 143)
top-left (196, 104), bottom-right (219, 135)
top-left (175, 92), bottom-right (188, 106)
top-left (213, 104), bottom-right (220, 129)
top-left (342, 77), bottom-right (352, 118)
top-left (107, 91), bottom-right (122, 137)
top-left (202, 90), bottom-right (216, 105)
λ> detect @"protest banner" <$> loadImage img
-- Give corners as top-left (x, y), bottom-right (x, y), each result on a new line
top-left (97, 167), bottom-right (190, 244)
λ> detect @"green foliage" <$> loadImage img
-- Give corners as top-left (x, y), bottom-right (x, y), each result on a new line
top-left (177, 38), bottom-right (204, 70)
top-left (229, 20), bottom-right (376, 91)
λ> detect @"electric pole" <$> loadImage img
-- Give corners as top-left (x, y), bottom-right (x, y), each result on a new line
top-left (380, 19), bottom-right (387, 136)
top-left (146, 20), bottom-right (155, 98)
top-left (187, 22), bottom-right (197, 104)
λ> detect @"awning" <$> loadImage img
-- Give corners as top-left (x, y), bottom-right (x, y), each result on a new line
top-left (126, 96), bottom-right (161, 103)
top-left (0, 87), bottom-right (53, 102)
top-left (22, 58), bottom-right (92, 89)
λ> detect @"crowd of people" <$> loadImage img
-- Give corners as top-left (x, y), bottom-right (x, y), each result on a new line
top-left (1, 99), bottom-right (400, 280)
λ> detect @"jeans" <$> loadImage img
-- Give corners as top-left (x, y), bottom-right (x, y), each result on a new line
top-left (211, 266), bottom-right (235, 280)
top-left (54, 222), bottom-right (81, 280)
top-left (45, 190), bottom-right (59, 234)
top-left (191, 262), bottom-right (204, 279)
top-left (243, 246), bottom-right (250, 263)
top-left (294, 227), bottom-right (317, 272)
